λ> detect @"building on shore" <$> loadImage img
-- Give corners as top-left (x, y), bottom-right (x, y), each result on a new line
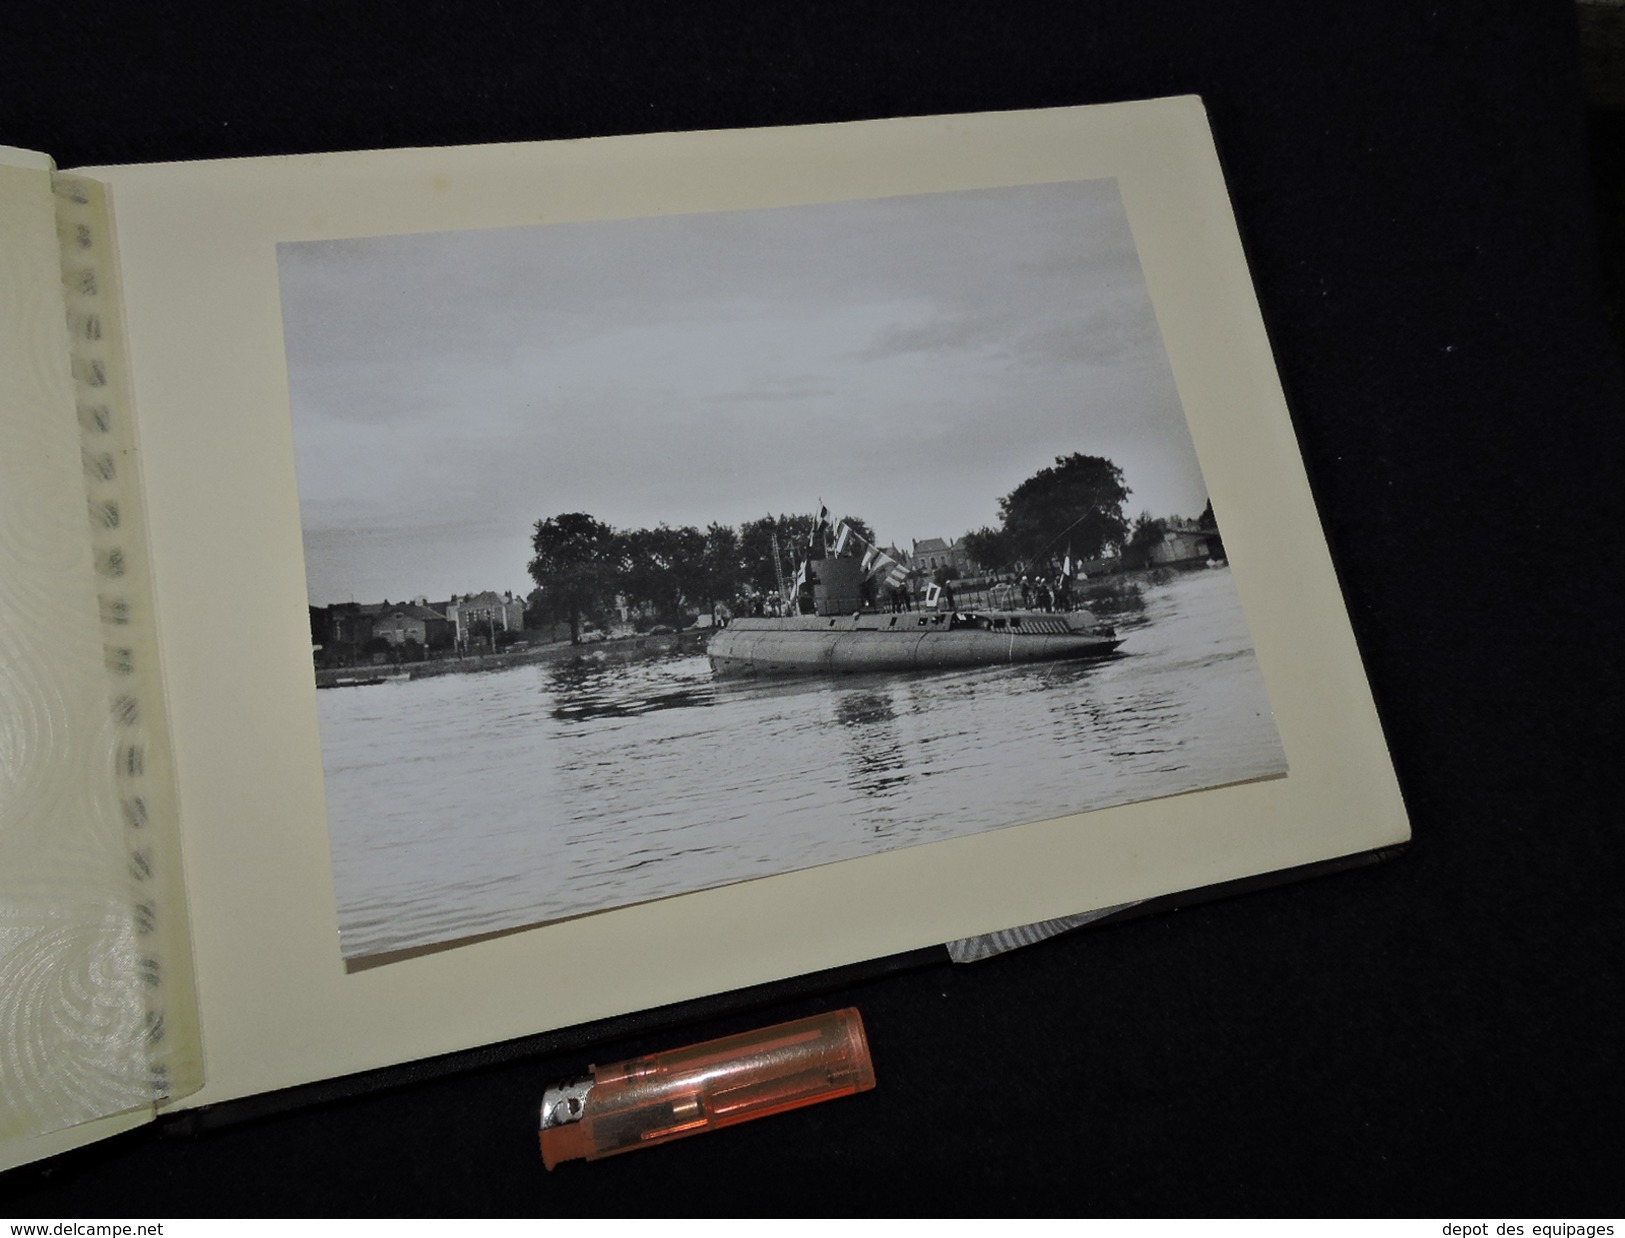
top-left (310, 600), bottom-right (451, 666)
top-left (909, 536), bottom-right (976, 578)
top-left (445, 590), bottom-right (525, 649)
top-left (311, 590), bottom-right (525, 666)
top-left (1132, 516), bottom-right (1225, 569)
top-left (375, 602), bottom-right (452, 648)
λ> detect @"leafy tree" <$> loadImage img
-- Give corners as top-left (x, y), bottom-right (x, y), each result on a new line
top-left (738, 514), bottom-right (816, 595)
top-left (997, 453), bottom-right (1131, 564)
top-left (526, 508), bottom-right (878, 629)
top-left (736, 511), bottom-right (876, 595)
top-left (1123, 510), bottom-right (1167, 568)
top-left (1196, 497), bottom-right (1225, 559)
top-left (736, 516), bottom-right (780, 595)
top-left (961, 525), bottom-right (1015, 572)
top-left (700, 523), bottom-right (742, 617)
top-left (528, 513), bottom-right (619, 643)
top-left (522, 587), bottom-right (547, 628)
top-left (617, 524), bottom-right (707, 628)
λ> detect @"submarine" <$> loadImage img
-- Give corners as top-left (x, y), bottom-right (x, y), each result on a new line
top-left (706, 554), bottom-right (1122, 677)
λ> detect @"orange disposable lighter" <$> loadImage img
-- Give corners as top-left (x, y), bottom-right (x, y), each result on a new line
top-left (539, 1007), bottom-right (875, 1169)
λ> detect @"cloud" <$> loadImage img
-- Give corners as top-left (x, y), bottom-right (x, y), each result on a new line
top-left (847, 307), bottom-right (1017, 363)
top-left (712, 378), bottom-right (837, 404)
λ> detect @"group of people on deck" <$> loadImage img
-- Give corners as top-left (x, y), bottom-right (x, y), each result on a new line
top-left (725, 559), bottom-right (1079, 622)
top-left (1018, 574), bottom-right (1071, 612)
top-left (732, 587), bottom-right (788, 618)
top-left (885, 583), bottom-right (918, 612)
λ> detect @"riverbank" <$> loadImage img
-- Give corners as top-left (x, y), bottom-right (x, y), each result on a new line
top-left (312, 566), bottom-right (1214, 689)
top-left (313, 628), bottom-right (710, 688)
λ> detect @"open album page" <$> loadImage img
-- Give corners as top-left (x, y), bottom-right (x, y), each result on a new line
top-left (69, 99), bottom-right (1407, 1113)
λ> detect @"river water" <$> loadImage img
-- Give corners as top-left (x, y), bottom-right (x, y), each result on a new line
top-left (318, 567), bottom-right (1286, 961)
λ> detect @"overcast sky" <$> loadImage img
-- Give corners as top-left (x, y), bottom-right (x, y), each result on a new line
top-left (279, 179), bottom-right (1208, 605)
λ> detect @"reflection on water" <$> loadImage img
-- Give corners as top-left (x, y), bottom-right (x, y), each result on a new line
top-left (318, 568), bottom-right (1287, 960)
top-left (833, 689), bottom-right (908, 805)
top-left (546, 655), bottom-right (718, 722)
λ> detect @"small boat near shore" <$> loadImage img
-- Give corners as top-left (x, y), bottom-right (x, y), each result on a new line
top-left (317, 671), bottom-right (412, 689)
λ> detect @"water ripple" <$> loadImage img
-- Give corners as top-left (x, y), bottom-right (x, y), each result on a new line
top-left (319, 569), bottom-right (1287, 960)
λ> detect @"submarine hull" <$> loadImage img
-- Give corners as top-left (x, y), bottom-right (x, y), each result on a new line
top-left (706, 611), bottom-right (1122, 677)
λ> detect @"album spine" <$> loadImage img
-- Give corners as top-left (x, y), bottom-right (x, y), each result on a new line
top-left (55, 172), bottom-right (202, 1105)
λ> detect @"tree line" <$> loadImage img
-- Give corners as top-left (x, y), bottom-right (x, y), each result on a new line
top-left (528, 453), bottom-right (1138, 643)
top-left (526, 511), bottom-right (875, 643)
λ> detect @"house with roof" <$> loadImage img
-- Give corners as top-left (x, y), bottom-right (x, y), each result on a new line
top-left (445, 590), bottom-right (525, 648)
top-left (1135, 517), bottom-right (1225, 568)
top-left (310, 599), bottom-right (451, 666)
top-left (370, 602), bottom-right (450, 648)
top-left (909, 536), bottom-right (976, 577)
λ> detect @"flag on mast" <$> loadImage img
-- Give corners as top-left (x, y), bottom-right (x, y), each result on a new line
top-left (809, 503), bottom-right (830, 549)
top-left (833, 521), bottom-right (853, 556)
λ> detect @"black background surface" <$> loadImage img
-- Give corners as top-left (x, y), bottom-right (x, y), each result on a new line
top-left (2, 0), bottom-right (1621, 1217)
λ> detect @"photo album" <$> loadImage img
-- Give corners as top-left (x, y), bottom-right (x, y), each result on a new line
top-left (0, 97), bottom-right (1409, 1170)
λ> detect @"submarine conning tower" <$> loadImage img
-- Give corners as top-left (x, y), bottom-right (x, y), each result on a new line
top-left (805, 555), bottom-right (872, 617)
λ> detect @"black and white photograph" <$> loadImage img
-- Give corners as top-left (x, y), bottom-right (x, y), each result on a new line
top-left (280, 178), bottom-right (1289, 963)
